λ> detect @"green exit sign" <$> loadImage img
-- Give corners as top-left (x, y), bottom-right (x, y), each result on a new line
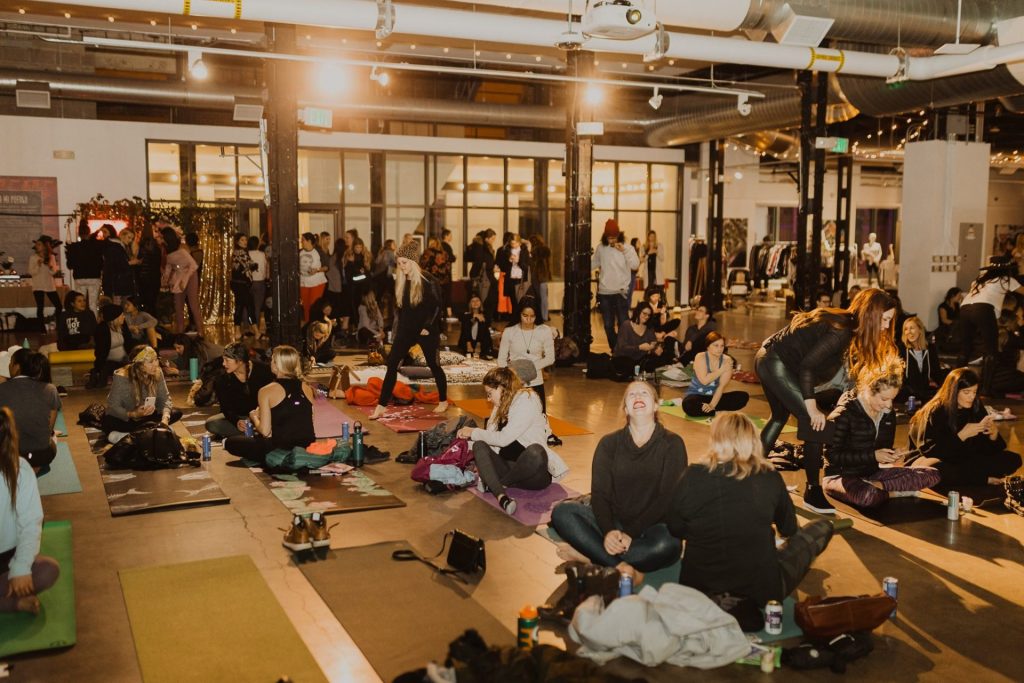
top-left (815, 136), bottom-right (849, 153)
top-left (300, 107), bottom-right (333, 128)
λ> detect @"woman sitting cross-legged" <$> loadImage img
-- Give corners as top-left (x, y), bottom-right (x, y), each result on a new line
top-left (224, 345), bottom-right (316, 467)
top-left (907, 367), bottom-right (1023, 493)
top-left (204, 342), bottom-right (275, 440)
top-left (101, 345), bottom-right (183, 444)
top-left (456, 367), bottom-right (567, 515)
top-left (0, 408), bottom-right (60, 615)
top-left (667, 413), bottom-right (833, 607)
top-left (550, 381), bottom-right (686, 582)
top-left (682, 331), bottom-right (750, 418)
top-left (896, 316), bottom-right (943, 403)
top-left (610, 303), bottom-right (659, 380)
top-left (0, 350), bottom-right (60, 474)
top-left (822, 357), bottom-right (941, 509)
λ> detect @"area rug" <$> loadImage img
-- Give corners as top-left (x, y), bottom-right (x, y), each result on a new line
top-left (120, 555), bottom-right (326, 683)
top-left (299, 541), bottom-right (512, 682)
top-left (0, 521), bottom-right (76, 657)
top-left (658, 405), bottom-right (797, 434)
top-left (354, 403), bottom-right (446, 433)
top-left (37, 441), bottom-right (82, 496)
top-left (453, 398), bottom-right (592, 436)
top-left (98, 456), bottom-right (230, 516)
top-left (250, 467), bottom-right (405, 516)
top-left (469, 482), bottom-right (582, 527)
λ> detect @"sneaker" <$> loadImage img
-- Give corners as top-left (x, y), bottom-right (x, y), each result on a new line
top-left (56, 385), bottom-right (68, 397)
top-left (282, 515), bottom-right (312, 551)
top-left (498, 494), bottom-right (517, 516)
top-left (803, 485), bottom-right (837, 514)
top-left (888, 490), bottom-right (920, 498)
top-left (547, 434), bottom-right (563, 447)
top-left (304, 512), bottom-right (334, 549)
top-left (476, 476), bottom-right (486, 493)
top-left (108, 431), bottom-right (129, 445)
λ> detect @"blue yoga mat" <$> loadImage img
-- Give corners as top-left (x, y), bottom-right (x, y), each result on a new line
top-left (54, 410), bottom-right (67, 434)
top-left (37, 441), bottom-right (83, 496)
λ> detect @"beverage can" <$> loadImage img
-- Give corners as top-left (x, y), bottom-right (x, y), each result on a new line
top-left (633, 364), bottom-right (640, 379)
top-left (189, 357), bottom-right (199, 381)
top-left (517, 605), bottom-right (539, 649)
top-left (883, 576), bottom-right (898, 618)
top-left (201, 435), bottom-right (211, 461)
top-left (618, 573), bottom-right (633, 598)
top-left (764, 600), bottom-right (783, 635)
top-left (244, 420), bottom-right (254, 438)
top-left (342, 421), bottom-right (350, 440)
top-left (947, 490), bottom-right (960, 521)
top-left (906, 395), bottom-right (917, 413)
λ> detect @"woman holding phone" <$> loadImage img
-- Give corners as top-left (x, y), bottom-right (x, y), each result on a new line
top-left (101, 345), bottom-right (181, 444)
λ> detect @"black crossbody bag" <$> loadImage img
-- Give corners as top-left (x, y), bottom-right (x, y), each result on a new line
top-left (391, 529), bottom-right (486, 582)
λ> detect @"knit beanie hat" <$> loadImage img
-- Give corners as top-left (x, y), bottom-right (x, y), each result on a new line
top-left (101, 303), bottom-right (124, 322)
top-left (603, 218), bottom-right (620, 238)
top-left (396, 240), bottom-right (421, 262)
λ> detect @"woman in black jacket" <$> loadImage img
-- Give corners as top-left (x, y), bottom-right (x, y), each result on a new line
top-left (230, 232), bottom-right (254, 336)
top-left (908, 368), bottom-right (1022, 493)
top-left (457, 294), bottom-right (494, 359)
top-left (204, 343), bottom-right (275, 439)
top-left (467, 229), bottom-right (498, 318)
top-left (89, 304), bottom-right (129, 387)
top-left (369, 241), bottom-right (448, 420)
top-left (755, 288), bottom-right (897, 514)
top-left (822, 358), bottom-right (940, 509)
top-left (896, 316), bottom-right (943, 403)
top-left (56, 290), bottom-right (96, 351)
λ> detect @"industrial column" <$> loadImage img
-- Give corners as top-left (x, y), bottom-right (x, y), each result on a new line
top-left (562, 50), bottom-right (595, 356)
top-left (796, 71), bottom-right (828, 310)
top-left (265, 24), bottom-right (302, 347)
top-left (706, 139), bottom-right (725, 312)
top-left (833, 154), bottom-right (854, 302)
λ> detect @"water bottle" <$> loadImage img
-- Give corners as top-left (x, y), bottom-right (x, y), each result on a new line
top-left (352, 421), bottom-right (364, 467)
top-left (189, 357), bottom-right (199, 381)
top-left (342, 421), bottom-right (350, 441)
top-left (21, 338), bottom-right (30, 349)
top-left (516, 605), bottom-right (539, 649)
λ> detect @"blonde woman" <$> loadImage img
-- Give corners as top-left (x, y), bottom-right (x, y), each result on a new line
top-left (639, 230), bottom-right (665, 293)
top-left (101, 345), bottom-right (181, 443)
top-left (224, 345), bottom-right (315, 466)
top-left (668, 413), bottom-right (833, 606)
top-left (897, 316), bottom-right (942, 402)
top-left (369, 241), bottom-right (448, 420)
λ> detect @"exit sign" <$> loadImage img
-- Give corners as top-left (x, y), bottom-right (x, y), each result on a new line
top-left (815, 136), bottom-right (849, 153)
top-left (299, 107), bottom-right (333, 129)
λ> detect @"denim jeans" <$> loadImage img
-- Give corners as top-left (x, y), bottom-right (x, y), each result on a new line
top-left (551, 500), bottom-right (682, 572)
top-left (597, 293), bottom-right (630, 349)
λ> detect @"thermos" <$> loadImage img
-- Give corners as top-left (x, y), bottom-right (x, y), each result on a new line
top-left (189, 357), bottom-right (199, 381)
top-left (352, 421), bottom-right (364, 467)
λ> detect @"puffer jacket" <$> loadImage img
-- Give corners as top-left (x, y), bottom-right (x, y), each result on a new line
top-left (824, 390), bottom-right (896, 478)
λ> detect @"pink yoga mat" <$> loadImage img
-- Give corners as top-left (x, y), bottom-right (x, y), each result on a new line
top-left (468, 482), bottom-right (581, 527)
top-left (354, 404), bottom-right (446, 433)
top-left (314, 398), bottom-right (350, 438)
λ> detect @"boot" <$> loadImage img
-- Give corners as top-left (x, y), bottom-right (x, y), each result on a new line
top-left (538, 563), bottom-right (585, 623)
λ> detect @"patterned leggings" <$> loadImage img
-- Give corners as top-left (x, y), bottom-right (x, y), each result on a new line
top-left (823, 467), bottom-right (941, 509)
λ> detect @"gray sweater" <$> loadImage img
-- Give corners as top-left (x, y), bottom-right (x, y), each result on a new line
top-left (106, 372), bottom-right (173, 422)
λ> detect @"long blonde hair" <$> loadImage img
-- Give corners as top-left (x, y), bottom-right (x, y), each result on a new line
top-left (901, 316), bottom-right (927, 351)
top-left (0, 407), bottom-right (20, 510)
top-left (395, 258), bottom-right (424, 307)
top-left (126, 345), bottom-right (161, 405)
top-left (703, 413), bottom-right (772, 480)
top-left (272, 345), bottom-right (304, 379)
top-left (482, 367), bottom-right (528, 430)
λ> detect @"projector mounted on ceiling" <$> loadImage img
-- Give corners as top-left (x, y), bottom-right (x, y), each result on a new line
top-left (582, 0), bottom-right (657, 41)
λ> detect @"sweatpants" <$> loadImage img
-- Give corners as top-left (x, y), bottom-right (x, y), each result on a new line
top-left (0, 548), bottom-right (60, 612)
top-left (778, 519), bottom-right (834, 598)
top-left (682, 391), bottom-right (750, 417)
top-left (473, 440), bottom-right (551, 497)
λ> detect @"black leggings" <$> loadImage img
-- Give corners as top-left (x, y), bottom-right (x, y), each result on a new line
top-left (682, 391), bottom-right (749, 417)
top-left (34, 290), bottom-right (62, 324)
top-left (101, 409), bottom-right (182, 434)
top-left (231, 281), bottom-right (253, 326)
top-left (224, 435), bottom-right (276, 465)
top-left (754, 348), bottom-right (826, 484)
top-left (378, 327), bottom-right (447, 406)
top-left (959, 303), bottom-right (999, 391)
top-left (472, 440), bottom-right (551, 497)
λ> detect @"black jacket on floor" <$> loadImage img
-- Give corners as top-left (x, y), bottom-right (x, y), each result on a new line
top-left (824, 390), bottom-right (896, 478)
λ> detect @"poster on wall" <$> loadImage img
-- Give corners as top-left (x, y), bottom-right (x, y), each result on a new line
top-left (0, 177), bottom-right (59, 274)
top-left (724, 218), bottom-right (749, 268)
top-left (992, 224), bottom-right (1024, 259)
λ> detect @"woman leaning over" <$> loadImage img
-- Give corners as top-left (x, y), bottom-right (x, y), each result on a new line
top-left (551, 381), bottom-right (686, 582)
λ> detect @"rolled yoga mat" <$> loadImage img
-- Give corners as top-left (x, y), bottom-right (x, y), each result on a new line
top-left (119, 555), bottom-right (326, 683)
top-left (454, 398), bottom-right (592, 436)
top-left (299, 541), bottom-right (513, 682)
top-left (0, 520), bottom-right (76, 657)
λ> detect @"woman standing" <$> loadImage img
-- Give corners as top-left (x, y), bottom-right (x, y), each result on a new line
top-left (958, 263), bottom-right (1024, 395)
top-left (0, 408), bottom-right (60, 615)
top-left (420, 237), bottom-right (452, 315)
top-left (897, 316), bottom-right (942, 402)
top-left (28, 238), bottom-right (62, 331)
top-left (611, 303), bottom-right (658, 380)
top-left (682, 332), bottom-right (749, 418)
top-left (101, 346), bottom-right (181, 443)
top-left (528, 234), bottom-right (552, 322)
top-left (550, 381), bottom-right (685, 581)
top-left (134, 226), bottom-right (164, 315)
top-left (908, 368), bottom-right (1023, 493)
top-left (497, 298), bottom-right (559, 446)
top-left (456, 367), bottom-right (566, 515)
top-left (230, 233), bottom-right (254, 336)
top-left (369, 242), bottom-right (448, 420)
top-left (161, 228), bottom-right (201, 334)
top-left (325, 238), bottom-right (345, 328)
top-left (299, 233), bottom-right (327, 322)
top-left (343, 240), bottom-right (373, 337)
top-left (248, 236), bottom-right (268, 334)
top-left (640, 230), bottom-right (665, 295)
top-left (468, 230), bottom-right (498, 319)
top-left (754, 288), bottom-right (897, 514)
top-left (935, 287), bottom-right (962, 350)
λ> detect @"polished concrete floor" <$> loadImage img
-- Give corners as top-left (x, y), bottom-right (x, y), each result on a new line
top-left (5, 304), bottom-right (1024, 682)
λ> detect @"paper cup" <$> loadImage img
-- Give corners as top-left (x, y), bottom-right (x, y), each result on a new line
top-left (961, 496), bottom-right (974, 512)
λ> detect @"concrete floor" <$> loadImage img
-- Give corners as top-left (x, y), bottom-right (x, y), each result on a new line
top-left (5, 305), bottom-right (1024, 682)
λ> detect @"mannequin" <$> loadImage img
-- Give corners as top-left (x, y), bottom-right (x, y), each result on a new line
top-left (862, 233), bottom-right (882, 286)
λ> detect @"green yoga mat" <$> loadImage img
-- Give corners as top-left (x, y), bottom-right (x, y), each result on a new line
top-left (658, 404), bottom-right (798, 433)
top-left (0, 520), bottom-right (76, 657)
top-left (120, 555), bottom-right (326, 683)
top-left (37, 441), bottom-right (82, 496)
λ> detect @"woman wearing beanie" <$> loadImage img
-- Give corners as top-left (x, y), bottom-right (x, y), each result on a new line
top-left (369, 240), bottom-right (448, 420)
top-left (592, 219), bottom-right (639, 349)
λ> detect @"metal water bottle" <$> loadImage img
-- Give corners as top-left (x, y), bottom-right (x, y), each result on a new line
top-left (947, 490), bottom-right (961, 521)
top-left (201, 435), bottom-right (211, 461)
top-left (352, 421), bottom-right (364, 467)
top-left (516, 605), bottom-right (539, 649)
top-left (882, 576), bottom-right (899, 618)
top-left (342, 421), bottom-right (350, 441)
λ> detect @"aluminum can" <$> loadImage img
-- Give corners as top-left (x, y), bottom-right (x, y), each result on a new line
top-left (618, 573), bottom-right (633, 598)
top-left (906, 395), bottom-right (917, 413)
top-left (244, 420), bottom-right (254, 438)
top-left (201, 435), bottom-right (211, 461)
top-left (516, 605), bottom-right (539, 649)
top-left (947, 490), bottom-right (960, 521)
top-left (764, 600), bottom-right (783, 635)
top-left (342, 421), bottom-right (350, 440)
top-left (883, 576), bottom-right (898, 618)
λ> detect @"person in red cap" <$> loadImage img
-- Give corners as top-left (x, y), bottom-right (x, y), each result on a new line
top-left (592, 219), bottom-right (638, 348)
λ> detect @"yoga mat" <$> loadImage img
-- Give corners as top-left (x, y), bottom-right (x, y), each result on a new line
top-left (658, 405), bottom-right (797, 434)
top-left (54, 410), bottom-right (67, 434)
top-left (37, 441), bottom-right (82, 496)
top-left (313, 396), bottom-right (347, 438)
top-left (120, 555), bottom-right (326, 683)
top-left (539, 526), bottom-right (681, 590)
top-left (299, 541), bottom-right (513, 682)
top-left (251, 468), bottom-right (405, 516)
top-left (469, 482), bottom-right (582, 527)
top-left (0, 521), bottom-right (76, 657)
top-left (354, 404), bottom-right (446, 433)
top-left (753, 596), bottom-right (802, 642)
top-left (453, 398), bottom-right (592, 436)
top-left (98, 457), bottom-right (230, 516)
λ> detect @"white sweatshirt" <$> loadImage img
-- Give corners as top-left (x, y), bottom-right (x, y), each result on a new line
top-left (470, 391), bottom-right (569, 480)
top-left (497, 323), bottom-right (555, 388)
top-left (592, 243), bottom-right (639, 295)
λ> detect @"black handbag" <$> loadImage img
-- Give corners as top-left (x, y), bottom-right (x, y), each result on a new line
top-left (391, 529), bottom-right (486, 582)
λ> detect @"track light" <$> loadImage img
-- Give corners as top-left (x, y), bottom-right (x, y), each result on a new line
top-left (187, 49), bottom-right (208, 80)
top-left (584, 83), bottom-right (604, 106)
top-left (370, 66), bottom-right (390, 87)
top-left (648, 87), bottom-right (662, 110)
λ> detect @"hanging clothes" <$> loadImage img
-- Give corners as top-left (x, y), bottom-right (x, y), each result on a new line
top-left (689, 240), bottom-right (708, 301)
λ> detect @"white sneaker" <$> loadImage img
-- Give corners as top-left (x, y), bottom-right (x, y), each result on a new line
top-left (888, 490), bottom-right (920, 498)
top-left (108, 431), bottom-right (129, 444)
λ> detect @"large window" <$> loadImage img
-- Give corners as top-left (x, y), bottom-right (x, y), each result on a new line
top-left (767, 206), bottom-right (799, 242)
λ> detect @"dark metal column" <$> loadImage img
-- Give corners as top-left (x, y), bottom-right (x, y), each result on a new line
top-left (562, 50), bottom-right (595, 356)
top-left (796, 71), bottom-right (828, 310)
top-left (706, 139), bottom-right (725, 312)
top-left (265, 24), bottom-right (301, 347)
top-left (833, 154), bottom-right (854, 302)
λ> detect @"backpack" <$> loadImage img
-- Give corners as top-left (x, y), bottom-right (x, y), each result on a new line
top-left (586, 352), bottom-right (613, 380)
top-left (554, 336), bottom-right (580, 367)
top-left (411, 438), bottom-right (473, 483)
top-left (103, 424), bottom-right (199, 470)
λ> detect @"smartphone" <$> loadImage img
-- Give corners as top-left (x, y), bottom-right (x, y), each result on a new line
top-left (144, 396), bottom-right (156, 410)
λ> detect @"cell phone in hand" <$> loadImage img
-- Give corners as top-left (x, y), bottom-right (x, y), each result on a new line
top-left (144, 396), bottom-right (156, 409)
